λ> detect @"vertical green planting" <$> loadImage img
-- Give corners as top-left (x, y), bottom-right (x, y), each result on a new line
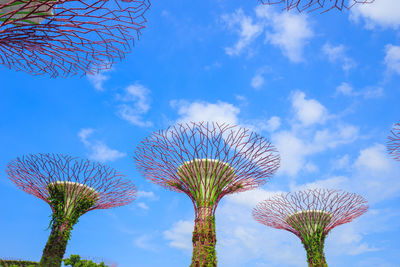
top-left (286, 210), bottom-right (331, 267)
top-left (302, 229), bottom-right (328, 267)
top-left (190, 215), bottom-right (217, 267)
top-left (40, 183), bottom-right (97, 267)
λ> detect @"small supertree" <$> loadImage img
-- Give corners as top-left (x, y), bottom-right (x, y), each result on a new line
top-left (259, 0), bottom-right (374, 13)
top-left (134, 121), bottom-right (280, 266)
top-left (6, 153), bottom-right (136, 267)
top-left (0, 0), bottom-right (150, 77)
top-left (253, 188), bottom-right (368, 267)
top-left (387, 122), bottom-right (400, 162)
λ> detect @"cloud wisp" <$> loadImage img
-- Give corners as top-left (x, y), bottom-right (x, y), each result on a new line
top-left (222, 5), bottom-right (314, 62)
top-left (78, 128), bottom-right (126, 162)
top-left (116, 83), bottom-right (153, 127)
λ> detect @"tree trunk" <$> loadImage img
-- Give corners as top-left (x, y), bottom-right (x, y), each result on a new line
top-left (40, 220), bottom-right (73, 267)
top-left (303, 235), bottom-right (328, 267)
top-left (190, 207), bottom-right (217, 267)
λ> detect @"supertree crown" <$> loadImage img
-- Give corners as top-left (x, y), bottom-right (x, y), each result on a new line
top-left (134, 121), bottom-right (280, 211)
top-left (259, 0), bottom-right (375, 13)
top-left (6, 153), bottom-right (137, 212)
top-left (387, 122), bottom-right (400, 161)
top-left (0, 0), bottom-right (150, 77)
top-left (253, 188), bottom-right (369, 237)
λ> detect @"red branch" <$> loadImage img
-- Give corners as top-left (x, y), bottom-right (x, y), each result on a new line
top-left (134, 121), bottom-right (280, 215)
top-left (252, 188), bottom-right (368, 237)
top-left (259, 0), bottom-right (374, 13)
top-left (0, 0), bottom-right (150, 77)
top-left (6, 153), bottom-right (136, 212)
top-left (388, 122), bottom-right (400, 161)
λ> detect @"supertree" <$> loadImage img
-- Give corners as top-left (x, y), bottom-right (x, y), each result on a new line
top-left (0, 0), bottom-right (150, 77)
top-left (253, 189), bottom-right (368, 267)
top-left (134, 121), bottom-right (280, 266)
top-left (6, 153), bottom-right (136, 267)
top-left (387, 122), bottom-right (400, 161)
top-left (259, 0), bottom-right (374, 13)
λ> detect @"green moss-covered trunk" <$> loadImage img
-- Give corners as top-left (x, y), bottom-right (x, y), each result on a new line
top-left (302, 234), bottom-right (328, 267)
top-left (40, 220), bottom-right (73, 267)
top-left (190, 208), bottom-right (217, 267)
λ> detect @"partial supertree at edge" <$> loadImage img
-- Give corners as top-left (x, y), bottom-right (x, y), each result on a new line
top-left (387, 122), bottom-right (400, 161)
top-left (0, 0), bottom-right (150, 77)
top-left (259, 0), bottom-right (374, 13)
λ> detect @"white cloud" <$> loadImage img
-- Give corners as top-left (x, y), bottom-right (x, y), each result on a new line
top-left (222, 8), bottom-right (263, 56)
top-left (222, 5), bottom-right (313, 62)
top-left (137, 190), bottom-right (159, 201)
top-left (78, 128), bottom-right (94, 146)
top-left (290, 176), bottom-right (350, 192)
top-left (263, 10), bottom-right (314, 63)
top-left (269, 91), bottom-right (359, 176)
top-left (171, 100), bottom-right (240, 125)
top-left (354, 143), bottom-right (392, 173)
top-left (350, 0), bottom-right (400, 30)
top-left (163, 220), bottom-right (194, 252)
top-left (362, 86), bottom-right (384, 98)
top-left (134, 191), bottom-right (159, 210)
top-left (137, 202), bottom-right (149, 210)
top-left (295, 144), bottom-right (400, 203)
top-left (322, 43), bottom-right (357, 72)
top-left (335, 82), bottom-right (383, 98)
top-left (224, 188), bottom-right (283, 209)
top-left (87, 70), bottom-right (110, 91)
top-left (384, 44), bottom-right (400, 75)
top-left (116, 83), bottom-right (153, 127)
top-left (134, 234), bottom-right (157, 251)
top-left (274, 124), bottom-right (359, 176)
top-left (331, 154), bottom-right (351, 170)
top-left (78, 128), bottom-right (126, 162)
top-left (257, 116), bottom-right (281, 132)
top-left (291, 90), bottom-right (328, 126)
top-left (251, 73), bottom-right (265, 89)
top-left (87, 143), bottom-right (127, 162)
top-left (273, 131), bottom-right (308, 176)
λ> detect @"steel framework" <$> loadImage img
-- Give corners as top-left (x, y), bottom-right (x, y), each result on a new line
top-left (134, 121), bottom-right (280, 267)
top-left (388, 122), bottom-right (400, 161)
top-left (6, 153), bottom-right (136, 266)
top-left (253, 188), bottom-right (368, 266)
top-left (0, 0), bottom-right (150, 77)
top-left (259, 0), bottom-right (374, 13)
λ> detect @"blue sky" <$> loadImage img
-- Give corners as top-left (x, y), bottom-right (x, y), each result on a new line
top-left (1, 0), bottom-right (400, 266)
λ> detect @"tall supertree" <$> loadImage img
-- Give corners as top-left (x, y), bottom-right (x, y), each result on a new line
top-left (6, 153), bottom-right (136, 267)
top-left (0, 0), bottom-right (150, 77)
top-left (253, 189), bottom-right (368, 267)
top-left (134, 121), bottom-right (280, 266)
top-left (259, 0), bottom-right (374, 13)
top-left (387, 122), bottom-right (400, 162)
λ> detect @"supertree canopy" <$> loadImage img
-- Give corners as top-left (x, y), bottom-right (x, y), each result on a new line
top-left (134, 121), bottom-right (280, 266)
top-left (0, 0), bottom-right (150, 77)
top-left (253, 188), bottom-right (368, 267)
top-left (259, 0), bottom-right (374, 13)
top-left (6, 153), bottom-right (136, 267)
top-left (388, 122), bottom-right (400, 161)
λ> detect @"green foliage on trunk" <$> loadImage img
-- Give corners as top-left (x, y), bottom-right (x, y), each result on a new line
top-left (190, 215), bottom-right (217, 267)
top-left (40, 183), bottom-right (97, 267)
top-left (302, 229), bottom-right (328, 267)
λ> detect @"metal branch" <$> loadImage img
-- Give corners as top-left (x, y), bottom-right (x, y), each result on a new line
top-left (388, 122), bottom-right (400, 162)
top-left (6, 153), bottom-right (136, 211)
top-left (259, 0), bottom-right (374, 13)
top-left (0, 0), bottom-right (150, 77)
